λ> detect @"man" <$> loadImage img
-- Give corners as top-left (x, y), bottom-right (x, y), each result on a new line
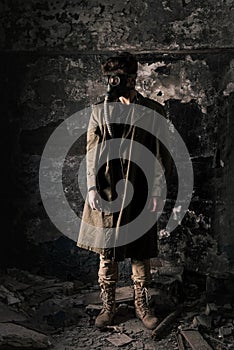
top-left (77, 52), bottom-right (171, 329)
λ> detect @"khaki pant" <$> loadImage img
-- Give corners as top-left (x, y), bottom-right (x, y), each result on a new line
top-left (98, 255), bottom-right (151, 286)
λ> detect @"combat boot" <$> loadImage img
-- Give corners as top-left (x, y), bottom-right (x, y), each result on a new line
top-left (133, 281), bottom-right (158, 330)
top-left (95, 283), bottom-right (116, 328)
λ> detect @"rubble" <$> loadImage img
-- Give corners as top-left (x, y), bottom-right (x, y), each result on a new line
top-left (0, 302), bottom-right (27, 323)
top-left (0, 323), bottom-right (52, 349)
top-left (0, 267), bottom-right (233, 349)
top-left (0, 285), bottom-right (21, 305)
top-left (107, 333), bottom-right (133, 347)
top-left (179, 329), bottom-right (213, 350)
top-left (192, 313), bottom-right (212, 329)
top-left (152, 306), bottom-right (183, 339)
top-left (176, 333), bottom-right (186, 350)
top-left (205, 303), bottom-right (218, 316)
top-left (218, 324), bottom-right (233, 338)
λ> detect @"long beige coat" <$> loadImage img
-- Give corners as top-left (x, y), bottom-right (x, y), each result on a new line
top-left (77, 92), bottom-right (171, 261)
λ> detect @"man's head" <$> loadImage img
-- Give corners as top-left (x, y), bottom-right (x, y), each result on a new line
top-left (101, 52), bottom-right (138, 101)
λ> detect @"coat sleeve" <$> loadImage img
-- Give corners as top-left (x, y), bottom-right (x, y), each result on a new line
top-left (86, 108), bottom-right (100, 191)
top-left (151, 107), bottom-right (172, 198)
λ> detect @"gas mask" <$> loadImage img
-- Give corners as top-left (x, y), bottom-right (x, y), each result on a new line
top-left (104, 73), bottom-right (130, 101)
top-left (103, 73), bottom-right (136, 137)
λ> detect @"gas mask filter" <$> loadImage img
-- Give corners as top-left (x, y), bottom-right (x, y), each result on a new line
top-left (104, 74), bottom-right (129, 101)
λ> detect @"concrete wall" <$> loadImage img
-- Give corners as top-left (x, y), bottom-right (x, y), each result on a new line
top-left (1, 0), bottom-right (233, 51)
top-left (0, 0), bottom-right (234, 279)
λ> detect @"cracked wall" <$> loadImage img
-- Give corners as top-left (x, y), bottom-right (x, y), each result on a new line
top-left (0, 0), bottom-right (233, 50)
top-left (0, 0), bottom-right (234, 280)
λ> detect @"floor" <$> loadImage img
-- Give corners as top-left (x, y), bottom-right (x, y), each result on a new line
top-left (0, 267), bottom-right (234, 350)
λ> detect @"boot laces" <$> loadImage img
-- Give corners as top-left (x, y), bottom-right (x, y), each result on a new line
top-left (100, 287), bottom-right (115, 313)
top-left (142, 287), bottom-right (151, 305)
top-left (136, 286), bottom-right (152, 317)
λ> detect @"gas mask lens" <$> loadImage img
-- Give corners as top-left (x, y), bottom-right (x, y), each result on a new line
top-left (105, 75), bottom-right (121, 86)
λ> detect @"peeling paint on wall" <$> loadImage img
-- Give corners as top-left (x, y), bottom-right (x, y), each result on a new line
top-left (138, 57), bottom-right (213, 113)
top-left (0, 0), bottom-right (233, 50)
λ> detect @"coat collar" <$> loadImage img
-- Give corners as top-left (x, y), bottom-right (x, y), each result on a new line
top-left (118, 91), bottom-right (153, 123)
top-left (93, 91), bottom-right (155, 125)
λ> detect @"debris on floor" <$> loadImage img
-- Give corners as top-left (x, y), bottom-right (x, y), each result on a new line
top-left (0, 267), bottom-right (233, 349)
top-left (0, 322), bottom-right (51, 349)
top-left (151, 305), bottom-right (183, 339)
top-left (179, 328), bottom-right (213, 350)
top-left (107, 333), bottom-right (133, 347)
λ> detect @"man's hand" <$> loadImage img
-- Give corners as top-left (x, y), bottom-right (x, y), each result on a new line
top-left (148, 196), bottom-right (164, 212)
top-left (88, 189), bottom-right (102, 211)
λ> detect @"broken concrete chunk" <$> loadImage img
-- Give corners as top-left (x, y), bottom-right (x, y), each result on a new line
top-left (176, 333), bottom-right (186, 350)
top-left (7, 294), bottom-right (21, 306)
top-left (192, 314), bottom-right (212, 329)
top-left (205, 303), bottom-right (218, 316)
top-left (0, 322), bottom-right (51, 348)
top-left (223, 304), bottom-right (232, 310)
top-left (28, 298), bottom-right (84, 331)
top-left (0, 285), bottom-right (21, 305)
top-left (0, 285), bottom-right (11, 299)
top-left (0, 302), bottom-right (27, 323)
top-left (2, 277), bottom-right (30, 292)
top-left (107, 333), bottom-right (133, 347)
top-left (218, 324), bottom-right (233, 338)
top-left (180, 329), bottom-right (213, 350)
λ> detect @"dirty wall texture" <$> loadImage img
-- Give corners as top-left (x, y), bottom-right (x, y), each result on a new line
top-left (0, 0), bottom-right (234, 282)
